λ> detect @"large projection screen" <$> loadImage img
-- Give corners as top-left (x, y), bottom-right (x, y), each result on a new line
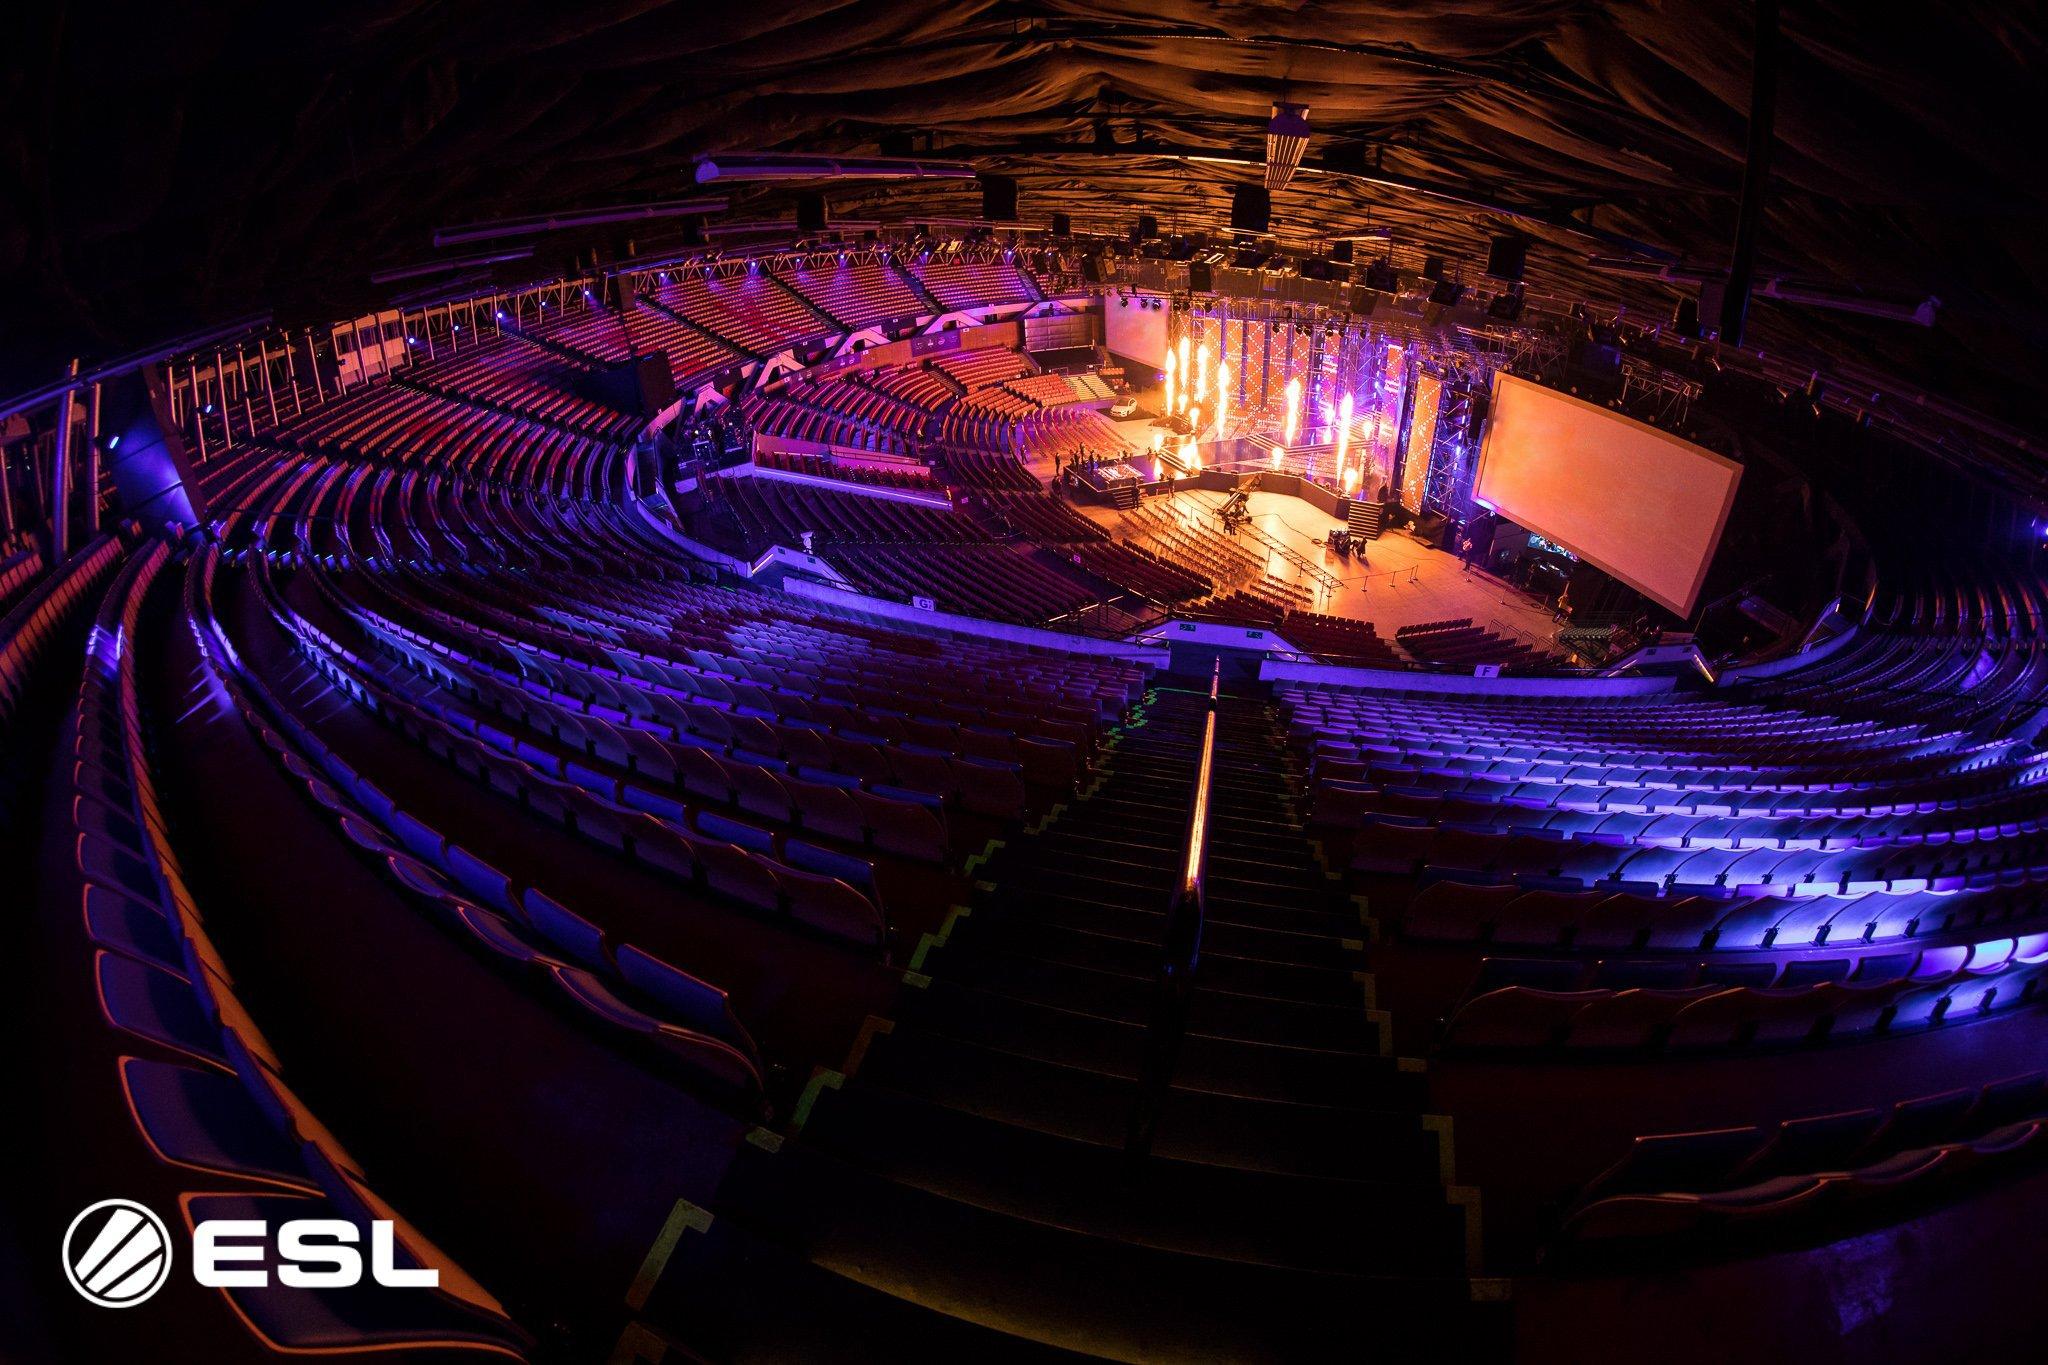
top-left (1104, 295), bottom-right (1169, 370)
top-left (1474, 372), bottom-right (1742, 616)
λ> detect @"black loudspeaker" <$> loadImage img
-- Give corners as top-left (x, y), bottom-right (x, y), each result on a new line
top-left (1672, 295), bottom-right (1701, 338)
top-left (1230, 185), bottom-right (1271, 235)
top-left (1137, 214), bottom-right (1159, 240)
top-left (796, 193), bottom-right (827, 233)
top-left (1422, 254), bottom-right (1446, 281)
top-left (1080, 256), bottom-right (1103, 284)
top-left (1428, 279), bottom-right (1464, 307)
top-left (1051, 211), bottom-right (1072, 237)
top-left (980, 174), bottom-right (1017, 221)
top-left (589, 353), bottom-right (676, 418)
top-left (1330, 239), bottom-right (1354, 264)
top-left (1487, 285), bottom-right (1524, 321)
top-left (636, 352), bottom-right (677, 416)
top-left (1187, 261), bottom-right (1214, 293)
top-left (1485, 233), bottom-right (1529, 282)
top-left (1364, 260), bottom-right (1399, 292)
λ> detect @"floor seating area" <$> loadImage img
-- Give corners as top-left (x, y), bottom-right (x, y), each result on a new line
top-left (1120, 498), bottom-right (1311, 619)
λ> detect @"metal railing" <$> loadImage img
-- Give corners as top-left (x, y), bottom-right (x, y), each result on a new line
top-left (1125, 656), bottom-right (1221, 1161)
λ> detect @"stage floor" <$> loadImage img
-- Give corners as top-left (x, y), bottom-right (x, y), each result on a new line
top-left (1077, 486), bottom-right (1566, 645)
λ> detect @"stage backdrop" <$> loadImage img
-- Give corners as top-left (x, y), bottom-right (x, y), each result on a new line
top-left (1474, 372), bottom-right (1742, 617)
top-left (1104, 297), bottom-right (1169, 370)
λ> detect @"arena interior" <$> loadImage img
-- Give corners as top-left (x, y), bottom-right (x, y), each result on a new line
top-left (5, 5), bottom-right (2048, 1362)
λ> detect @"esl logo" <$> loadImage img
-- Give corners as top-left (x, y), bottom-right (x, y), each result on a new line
top-left (63, 1200), bottom-right (173, 1308)
top-left (64, 1199), bottom-right (440, 1307)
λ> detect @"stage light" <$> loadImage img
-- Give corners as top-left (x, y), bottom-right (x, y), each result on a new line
top-left (1188, 405), bottom-right (1201, 437)
top-left (1216, 363), bottom-right (1230, 436)
top-left (1283, 378), bottom-right (1301, 445)
top-left (1343, 463), bottom-right (1362, 494)
top-left (1181, 436), bottom-right (1200, 471)
top-left (1335, 392), bottom-right (1354, 469)
top-left (1195, 345), bottom-right (1209, 404)
top-left (1152, 459), bottom-right (1163, 482)
top-left (1176, 335), bottom-right (1190, 386)
top-left (1270, 443), bottom-right (1284, 471)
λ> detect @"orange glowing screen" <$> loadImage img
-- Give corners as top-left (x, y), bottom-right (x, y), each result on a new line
top-left (1473, 373), bottom-right (1741, 617)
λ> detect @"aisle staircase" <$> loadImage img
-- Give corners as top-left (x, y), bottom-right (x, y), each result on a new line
top-left (635, 677), bottom-right (1506, 1360)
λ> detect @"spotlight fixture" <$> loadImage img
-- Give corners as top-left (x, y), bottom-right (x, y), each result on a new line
top-left (1264, 103), bottom-right (1311, 191)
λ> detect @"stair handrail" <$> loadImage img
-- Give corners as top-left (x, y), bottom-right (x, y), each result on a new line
top-left (1126, 656), bottom-right (1220, 1161)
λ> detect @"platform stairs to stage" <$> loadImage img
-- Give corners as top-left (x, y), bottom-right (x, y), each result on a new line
top-left (1348, 498), bottom-right (1387, 542)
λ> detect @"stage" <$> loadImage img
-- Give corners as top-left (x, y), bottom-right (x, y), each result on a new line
top-left (1074, 485), bottom-right (1566, 647)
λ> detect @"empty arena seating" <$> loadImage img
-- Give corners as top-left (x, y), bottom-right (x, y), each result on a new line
top-left (1557, 1070), bottom-right (2048, 1252)
top-left (238, 381), bottom-right (630, 500)
top-left (938, 348), bottom-right (1032, 386)
top-left (752, 449), bottom-right (936, 490)
top-left (1397, 618), bottom-right (1562, 670)
top-left (858, 361), bottom-right (955, 412)
top-left (933, 447), bottom-right (1040, 490)
top-left (528, 300), bottom-right (744, 390)
top-left (650, 272), bottom-right (835, 355)
top-left (782, 259), bottom-right (927, 329)
top-left (18, 238), bottom-right (2048, 1361)
top-left (400, 335), bottom-right (644, 441)
top-left (910, 253), bottom-right (1037, 310)
top-left (1279, 609), bottom-right (1400, 665)
top-left (1119, 498), bottom-right (1308, 618)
